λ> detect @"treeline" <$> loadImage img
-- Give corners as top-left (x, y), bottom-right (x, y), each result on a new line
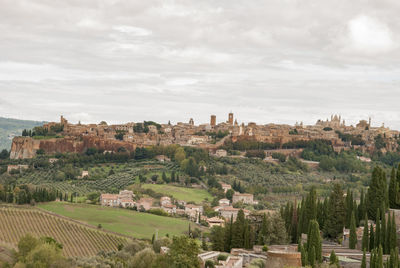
top-left (209, 210), bottom-right (287, 252)
top-left (335, 130), bottom-right (365, 145)
top-left (0, 184), bottom-right (59, 204)
top-left (281, 165), bottom-right (399, 266)
top-left (22, 124), bottom-right (64, 137)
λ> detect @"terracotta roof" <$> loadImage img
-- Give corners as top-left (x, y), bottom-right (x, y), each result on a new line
top-left (101, 194), bottom-right (118, 199)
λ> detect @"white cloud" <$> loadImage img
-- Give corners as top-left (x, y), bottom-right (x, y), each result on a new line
top-left (346, 15), bottom-right (396, 54)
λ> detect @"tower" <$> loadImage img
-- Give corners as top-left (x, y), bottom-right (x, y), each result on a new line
top-left (210, 115), bottom-right (216, 127)
top-left (228, 113), bottom-right (233, 125)
top-left (369, 117), bottom-right (371, 127)
top-left (189, 118), bottom-right (194, 126)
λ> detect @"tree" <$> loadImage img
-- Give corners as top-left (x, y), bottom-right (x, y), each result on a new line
top-left (349, 212), bottom-right (357, 249)
top-left (324, 183), bottom-right (345, 239)
top-left (174, 148), bottom-right (186, 163)
top-left (231, 210), bottom-right (245, 248)
top-left (361, 249), bottom-right (366, 268)
top-left (225, 189), bottom-right (234, 202)
top-left (329, 250), bottom-right (339, 267)
top-left (129, 248), bottom-right (156, 268)
top-left (167, 235), bottom-right (200, 268)
top-left (306, 220), bottom-right (322, 264)
top-left (389, 167), bottom-right (397, 209)
top-left (370, 223), bottom-right (375, 252)
top-left (362, 214), bottom-right (369, 251)
top-left (368, 167), bottom-right (388, 220)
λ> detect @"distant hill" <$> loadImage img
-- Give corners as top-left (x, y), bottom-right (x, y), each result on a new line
top-left (0, 117), bottom-right (45, 151)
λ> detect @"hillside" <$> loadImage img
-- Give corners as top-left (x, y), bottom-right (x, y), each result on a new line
top-left (0, 206), bottom-right (128, 257)
top-left (38, 202), bottom-right (193, 239)
top-left (0, 117), bottom-right (44, 151)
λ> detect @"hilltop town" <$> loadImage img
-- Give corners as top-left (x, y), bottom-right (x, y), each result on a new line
top-left (10, 113), bottom-right (400, 159)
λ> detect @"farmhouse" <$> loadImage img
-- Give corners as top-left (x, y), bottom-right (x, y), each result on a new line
top-left (232, 193), bottom-right (254, 204)
top-left (100, 194), bottom-right (119, 207)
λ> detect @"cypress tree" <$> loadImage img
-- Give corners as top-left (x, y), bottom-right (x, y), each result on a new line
top-left (361, 249), bottom-right (367, 268)
top-left (375, 208), bottom-right (381, 249)
top-left (300, 244), bottom-right (308, 266)
top-left (385, 212), bottom-right (391, 254)
top-left (324, 183), bottom-right (345, 239)
top-left (390, 212), bottom-right (397, 252)
top-left (389, 167), bottom-right (397, 209)
top-left (349, 212), bottom-right (357, 249)
top-left (380, 208), bottom-right (386, 253)
top-left (231, 209), bottom-right (245, 248)
top-left (377, 245), bottom-right (383, 268)
top-left (329, 250), bottom-right (339, 267)
top-left (368, 167), bottom-right (387, 220)
top-left (290, 200), bottom-right (298, 243)
top-left (307, 220), bottom-right (322, 263)
top-left (370, 223), bottom-right (375, 252)
top-left (224, 215), bottom-right (233, 252)
top-left (362, 214), bottom-right (369, 251)
top-left (345, 189), bottom-right (353, 228)
top-left (309, 246), bottom-right (316, 268)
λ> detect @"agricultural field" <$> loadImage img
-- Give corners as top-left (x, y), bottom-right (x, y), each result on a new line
top-left (14, 160), bottom-right (179, 195)
top-left (141, 184), bottom-right (213, 204)
top-left (38, 202), bottom-right (192, 239)
top-left (0, 206), bottom-right (128, 257)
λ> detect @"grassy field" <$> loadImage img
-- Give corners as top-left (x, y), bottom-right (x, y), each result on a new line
top-left (38, 202), bottom-right (191, 239)
top-left (141, 184), bottom-right (213, 203)
top-left (0, 207), bottom-right (128, 257)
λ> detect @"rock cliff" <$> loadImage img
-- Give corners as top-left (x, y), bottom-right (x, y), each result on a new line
top-left (10, 136), bottom-right (137, 159)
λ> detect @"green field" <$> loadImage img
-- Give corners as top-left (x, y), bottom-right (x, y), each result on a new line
top-left (142, 184), bottom-right (212, 203)
top-left (38, 202), bottom-right (191, 239)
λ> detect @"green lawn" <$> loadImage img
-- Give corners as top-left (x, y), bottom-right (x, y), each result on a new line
top-left (142, 184), bottom-right (212, 204)
top-left (38, 202), bottom-right (191, 240)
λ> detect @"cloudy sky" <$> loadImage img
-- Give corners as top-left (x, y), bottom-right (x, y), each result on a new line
top-left (1, 0), bottom-right (400, 129)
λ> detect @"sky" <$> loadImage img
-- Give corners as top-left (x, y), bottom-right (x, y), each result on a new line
top-left (1, 0), bottom-right (400, 129)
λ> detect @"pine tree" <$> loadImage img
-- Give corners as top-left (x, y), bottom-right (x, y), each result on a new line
top-left (349, 212), bottom-right (357, 249)
top-left (361, 249), bottom-right (367, 268)
top-left (362, 214), bottom-right (369, 251)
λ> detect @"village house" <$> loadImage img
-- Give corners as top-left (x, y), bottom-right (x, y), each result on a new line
top-left (218, 198), bottom-right (230, 207)
top-left (100, 194), bottom-right (119, 207)
top-left (162, 204), bottom-right (177, 214)
top-left (185, 204), bottom-right (203, 220)
top-left (155, 155), bottom-right (171, 162)
top-left (7, 164), bottom-right (29, 174)
top-left (232, 193), bottom-right (255, 205)
top-left (206, 217), bottom-right (225, 228)
top-left (137, 197), bottom-right (154, 211)
top-left (220, 183), bottom-right (232, 193)
top-left (214, 149), bottom-right (227, 157)
top-left (100, 190), bottom-right (135, 208)
top-left (219, 206), bottom-right (251, 221)
top-left (160, 196), bottom-right (172, 207)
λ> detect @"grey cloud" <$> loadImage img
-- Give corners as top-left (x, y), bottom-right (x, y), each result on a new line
top-left (0, 0), bottom-right (400, 128)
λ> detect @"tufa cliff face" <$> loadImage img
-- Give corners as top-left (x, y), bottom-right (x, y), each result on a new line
top-left (10, 137), bottom-right (39, 159)
top-left (10, 136), bottom-right (137, 159)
